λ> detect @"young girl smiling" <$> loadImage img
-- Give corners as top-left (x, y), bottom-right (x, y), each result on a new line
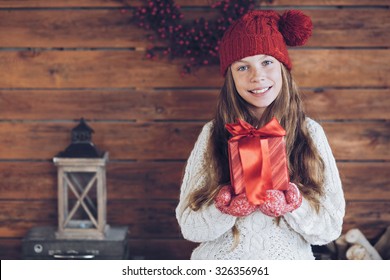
top-left (176, 10), bottom-right (345, 260)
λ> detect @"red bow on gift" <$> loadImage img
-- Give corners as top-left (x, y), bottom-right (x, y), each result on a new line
top-left (225, 117), bottom-right (287, 204)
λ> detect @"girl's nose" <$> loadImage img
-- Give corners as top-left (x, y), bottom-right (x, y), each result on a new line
top-left (250, 66), bottom-right (265, 83)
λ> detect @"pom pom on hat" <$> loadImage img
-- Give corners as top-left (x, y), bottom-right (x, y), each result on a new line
top-left (279, 10), bottom-right (313, 46)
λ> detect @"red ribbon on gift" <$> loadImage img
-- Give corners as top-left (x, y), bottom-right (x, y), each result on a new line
top-left (225, 117), bottom-right (287, 204)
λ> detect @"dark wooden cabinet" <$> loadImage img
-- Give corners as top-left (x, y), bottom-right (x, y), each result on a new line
top-left (22, 226), bottom-right (128, 260)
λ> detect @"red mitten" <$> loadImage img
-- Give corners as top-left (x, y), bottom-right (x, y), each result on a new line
top-left (215, 185), bottom-right (258, 217)
top-left (258, 189), bottom-right (288, 217)
top-left (214, 185), bottom-right (233, 208)
top-left (284, 182), bottom-right (302, 213)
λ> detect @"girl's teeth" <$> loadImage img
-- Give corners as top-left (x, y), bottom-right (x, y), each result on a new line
top-left (251, 87), bottom-right (269, 94)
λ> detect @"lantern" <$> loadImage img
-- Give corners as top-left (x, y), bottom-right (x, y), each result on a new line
top-left (53, 119), bottom-right (109, 239)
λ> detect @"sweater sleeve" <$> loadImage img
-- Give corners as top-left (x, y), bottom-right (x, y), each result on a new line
top-left (175, 122), bottom-right (236, 243)
top-left (283, 119), bottom-right (346, 245)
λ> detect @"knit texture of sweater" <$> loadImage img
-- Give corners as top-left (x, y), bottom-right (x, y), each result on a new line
top-left (175, 118), bottom-right (345, 260)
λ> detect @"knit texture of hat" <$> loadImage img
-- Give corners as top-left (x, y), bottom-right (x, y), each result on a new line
top-left (218, 10), bottom-right (313, 76)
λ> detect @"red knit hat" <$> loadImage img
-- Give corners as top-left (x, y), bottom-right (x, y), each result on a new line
top-left (218, 10), bottom-right (313, 76)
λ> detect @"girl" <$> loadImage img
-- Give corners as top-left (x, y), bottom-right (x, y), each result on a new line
top-left (175, 10), bottom-right (345, 260)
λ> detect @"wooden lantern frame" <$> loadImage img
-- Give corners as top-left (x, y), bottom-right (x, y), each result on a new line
top-left (53, 152), bottom-right (109, 239)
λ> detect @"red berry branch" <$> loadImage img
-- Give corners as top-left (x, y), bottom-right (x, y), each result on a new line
top-left (132, 0), bottom-right (254, 75)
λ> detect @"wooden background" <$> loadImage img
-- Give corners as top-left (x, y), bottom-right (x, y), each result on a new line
top-left (0, 0), bottom-right (389, 259)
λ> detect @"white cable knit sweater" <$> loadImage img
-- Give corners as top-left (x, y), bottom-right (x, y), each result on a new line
top-left (175, 118), bottom-right (345, 260)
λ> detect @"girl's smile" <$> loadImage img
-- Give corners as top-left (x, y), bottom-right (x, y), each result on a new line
top-left (248, 86), bottom-right (273, 95)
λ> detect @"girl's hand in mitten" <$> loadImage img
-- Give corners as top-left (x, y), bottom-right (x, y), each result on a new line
top-left (214, 185), bottom-right (233, 208)
top-left (258, 189), bottom-right (288, 217)
top-left (215, 185), bottom-right (258, 217)
top-left (284, 182), bottom-right (302, 213)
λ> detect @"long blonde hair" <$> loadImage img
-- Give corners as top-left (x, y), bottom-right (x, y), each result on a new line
top-left (188, 64), bottom-right (325, 213)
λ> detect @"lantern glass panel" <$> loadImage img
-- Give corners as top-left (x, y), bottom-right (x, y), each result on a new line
top-left (63, 171), bottom-right (99, 230)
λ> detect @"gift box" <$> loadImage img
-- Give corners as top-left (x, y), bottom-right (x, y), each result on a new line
top-left (225, 117), bottom-right (289, 205)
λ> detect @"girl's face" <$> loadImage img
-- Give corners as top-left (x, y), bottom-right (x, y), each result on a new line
top-left (231, 54), bottom-right (283, 117)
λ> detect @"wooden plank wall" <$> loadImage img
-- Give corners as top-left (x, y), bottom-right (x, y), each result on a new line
top-left (0, 0), bottom-right (389, 259)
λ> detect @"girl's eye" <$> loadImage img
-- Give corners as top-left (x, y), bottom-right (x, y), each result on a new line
top-left (237, 65), bottom-right (248, 71)
top-left (262, 60), bottom-right (273, 66)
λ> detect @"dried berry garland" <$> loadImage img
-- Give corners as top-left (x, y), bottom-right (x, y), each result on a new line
top-left (133, 0), bottom-right (254, 75)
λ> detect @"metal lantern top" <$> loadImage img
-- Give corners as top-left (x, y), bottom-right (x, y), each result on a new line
top-left (57, 118), bottom-right (104, 158)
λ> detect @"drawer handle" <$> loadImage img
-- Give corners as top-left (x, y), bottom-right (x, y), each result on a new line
top-left (53, 254), bottom-right (95, 259)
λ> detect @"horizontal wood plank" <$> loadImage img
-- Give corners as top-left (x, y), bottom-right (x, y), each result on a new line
top-left (0, 239), bottom-right (21, 260)
top-left (321, 122), bottom-right (390, 161)
top-left (0, 161), bottom-right (389, 201)
top-left (343, 201), bottom-right (390, 239)
top-left (0, 162), bottom-right (58, 199)
top-left (1, 89), bottom-right (389, 121)
top-left (0, 89), bottom-right (217, 121)
top-left (1, 9), bottom-right (388, 48)
top-left (337, 162), bottom-right (390, 201)
top-left (0, 122), bottom-right (203, 160)
top-left (308, 10), bottom-right (390, 47)
top-left (0, 221), bottom-right (54, 239)
top-left (0, 121), bottom-right (388, 160)
top-left (302, 89), bottom-right (390, 121)
top-left (0, 200), bottom-right (388, 240)
top-left (291, 49), bottom-right (390, 88)
top-left (0, 9), bottom-right (147, 48)
top-left (0, 0), bottom-right (388, 8)
top-left (1, 50), bottom-right (389, 88)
